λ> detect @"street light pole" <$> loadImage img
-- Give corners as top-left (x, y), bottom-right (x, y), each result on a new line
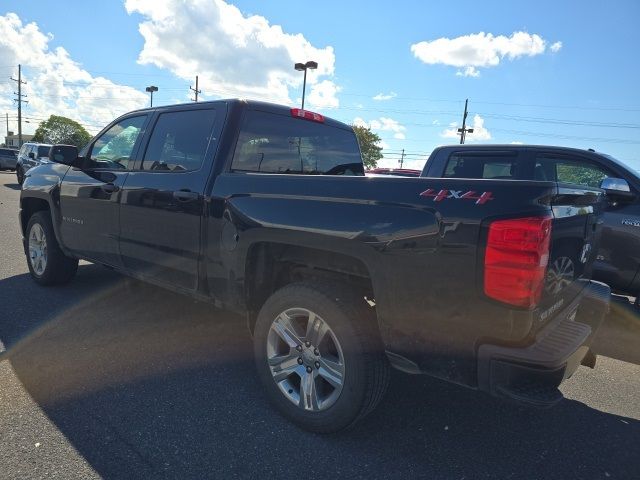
top-left (145, 85), bottom-right (158, 107)
top-left (294, 61), bottom-right (318, 110)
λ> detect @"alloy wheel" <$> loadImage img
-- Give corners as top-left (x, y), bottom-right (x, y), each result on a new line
top-left (266, 308), bottom-right (345, 412)
top-left (546, 256), bottom-right (575, 295)
top-left (28, 223), bottom-right (48, 276)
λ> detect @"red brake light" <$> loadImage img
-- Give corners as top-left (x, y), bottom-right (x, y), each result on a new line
top-left (484, 216), bottom-right (552, 308)
top-left (290, 108), bottom-right (325, 123)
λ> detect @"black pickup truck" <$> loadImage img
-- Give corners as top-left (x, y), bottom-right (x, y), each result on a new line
top-left (19, 100), bottom-right (610, 432)
top-left (423, 144), bottom-right (640, 304)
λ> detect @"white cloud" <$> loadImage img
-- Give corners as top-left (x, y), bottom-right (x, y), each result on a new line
top-left (510, 141), bottom-right (524, 145)
top-left (373, 91), bottom-right (397, 101)
top-left (455, 66), bottom-right (480, 78)
top-left (307, 80), bottom-right (341, 109)
top-left (352, 117), bottom-right (368, 128)
top-left (354, 116), bottom-right (407, 139)
top-left (0, 13), bottom-right (148, 135)
top-left (441, 114), bottom-right (491, 142)
top-left (550, 41), bottom-right (563, 53)
top-left (125, 0), bottom-right (340, 108)
top-left (411, 31), bottom-right (557, 77)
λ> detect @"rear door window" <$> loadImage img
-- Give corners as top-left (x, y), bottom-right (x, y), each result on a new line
top-left (141, 109), bottom-right (218, 172)
top-left (535, 155), bottom-right (611, 188)
top-left (231, 110), bottom-right (363, 175)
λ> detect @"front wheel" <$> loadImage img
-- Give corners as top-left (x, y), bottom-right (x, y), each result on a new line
top-left (253, 282), bottom-right (390, 433)
top-left (16, 166), bottom-right (24, 185)
top-left (25, 211), bottom-right (78, 285)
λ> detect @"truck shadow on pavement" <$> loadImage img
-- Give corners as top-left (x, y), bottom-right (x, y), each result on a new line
top-left (1, 265), bottom-right (639, 479)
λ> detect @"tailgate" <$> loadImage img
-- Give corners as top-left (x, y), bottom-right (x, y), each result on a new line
top-left (538, 184), bottom-right (605, 317)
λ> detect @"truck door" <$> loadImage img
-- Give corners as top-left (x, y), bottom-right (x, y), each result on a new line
top-left (59, 115), bottom-right (148, 266)
top-left (118, 105), bottom-right (223, 291)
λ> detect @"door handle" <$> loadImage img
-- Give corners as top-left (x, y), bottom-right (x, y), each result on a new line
top-left (101, 183), bottom-right (119, 194)
top-left (173, 189), bottom-right (199, 202)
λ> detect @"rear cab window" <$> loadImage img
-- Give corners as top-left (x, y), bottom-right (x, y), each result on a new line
top-left (36, 146), bottom-right (51, 158)
top-left (231, 110), bottom-right (364, 175)
top-left (443, 152), bottom-right (519, 179)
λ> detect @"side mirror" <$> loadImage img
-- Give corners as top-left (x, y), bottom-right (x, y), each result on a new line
top-left (49, 145), bottom-right (79, 167)
top-left (600, 177), bottom-right (635, 199)
top-left (28, 152), bottom-right (35, 159)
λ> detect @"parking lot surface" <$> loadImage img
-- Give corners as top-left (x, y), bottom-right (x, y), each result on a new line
top-left (1, 171), bottom-right (639, 479)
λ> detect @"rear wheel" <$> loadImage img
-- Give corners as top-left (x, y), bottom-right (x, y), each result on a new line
top-left (546, 251), bottom-right (576, 295)
top-left (25, 211), bottom-right (78, 285)
top-left (253, 282), bottom-right (390, 433)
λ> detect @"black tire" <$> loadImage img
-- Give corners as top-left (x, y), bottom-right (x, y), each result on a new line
top-left (253, 282), bottom-right (390, 433)
top-left (16, 166), bottom-right (24, 185)
top-left (25, 211), bottom-right (78, 286)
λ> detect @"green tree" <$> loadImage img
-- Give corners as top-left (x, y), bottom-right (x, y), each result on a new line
top-left (32, 115), bottom-right (92, 149)
top-left (352, 125), bottom-right (383, 169)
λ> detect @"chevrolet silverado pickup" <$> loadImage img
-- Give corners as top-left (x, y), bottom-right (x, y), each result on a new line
top-left (19, 100), bottom-right (610, 432)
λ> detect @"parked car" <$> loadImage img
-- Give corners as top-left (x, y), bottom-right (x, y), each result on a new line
top-left (0, 147), bottom-right (18, 171)
top-left (422, 144), bottom-right (640, 305)
top-left (19, 101), bottom-right (609, 432)
top-left (366, 167), bottom-right (422, 177)
top-left (16, 142), bottom-right (53, 185)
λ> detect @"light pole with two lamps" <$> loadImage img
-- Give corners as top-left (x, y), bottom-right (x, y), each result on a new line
top-left (294, 61), bottom-right (317, 110)
top-left (145, 85), bottom-right (158, 107)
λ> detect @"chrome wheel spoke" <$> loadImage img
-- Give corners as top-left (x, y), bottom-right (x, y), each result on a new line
top-left (271, 313), bottom-right (303, 348)
top-left (305, 312), bottom-right (328, 346)
top-left (269, 355), bottom-right (301, 383)
top-left (300, 372), bottom-right (319, 411)
top-left (317, 357), bottom-right (344, 388)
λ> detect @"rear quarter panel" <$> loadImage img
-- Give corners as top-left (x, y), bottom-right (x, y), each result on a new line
top-left (209, 173), bottom-right (557, 386)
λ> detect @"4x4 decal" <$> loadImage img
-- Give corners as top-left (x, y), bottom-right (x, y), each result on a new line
top-left (420, 189), bottom-right (494, 205)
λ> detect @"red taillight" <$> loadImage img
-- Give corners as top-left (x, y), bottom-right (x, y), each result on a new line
top-left (484, 216), bottom-right (552, 308)
top-left (290, 108), bottom-right (325, 123)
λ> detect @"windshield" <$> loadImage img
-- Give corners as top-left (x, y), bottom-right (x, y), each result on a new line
top-left (602, 153), bottom-right (640, 181)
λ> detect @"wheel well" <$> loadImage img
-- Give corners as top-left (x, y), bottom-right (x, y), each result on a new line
top-left (20, 198), bottom-right (50, 235)
top-left (244, 242), bottom-right (376, 332)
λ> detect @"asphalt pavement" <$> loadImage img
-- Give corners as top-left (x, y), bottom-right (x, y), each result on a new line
top-left (0, 171), bottom-right (639, 480)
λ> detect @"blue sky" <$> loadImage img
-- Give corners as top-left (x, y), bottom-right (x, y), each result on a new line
top-left (1, 0), bottom-right (639, 170)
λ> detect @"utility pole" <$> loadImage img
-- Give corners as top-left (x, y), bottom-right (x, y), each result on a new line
top-left (190, 75), bottom-right (201, 102)
top-left (457, 98), bottom-right (474, 144)
top-left (10, 64), bottom-right (27, 147)
top-left (399, 148), bottom-right (405, 168)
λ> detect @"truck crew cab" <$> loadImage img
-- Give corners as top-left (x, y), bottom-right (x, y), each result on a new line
top-left (20, 101), bottom-right (609, 432)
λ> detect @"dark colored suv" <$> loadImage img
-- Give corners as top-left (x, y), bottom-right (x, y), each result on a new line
top-left (423, 145), bottom-right (640, 303)
top-left (0, 147), bottom-right (18, 171)
top-left (16, 142), bottom-right (53, 185)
